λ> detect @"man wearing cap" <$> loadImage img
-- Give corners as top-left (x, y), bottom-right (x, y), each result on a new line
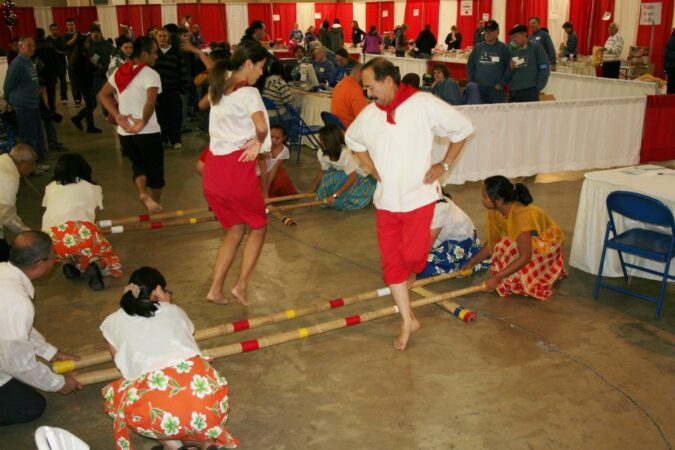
top-left (508, 24), bottom-right (550, 102)
top-left (528, 17), bottom-right (556, 71)
top-left (467, 20), bottom-right (511, 103)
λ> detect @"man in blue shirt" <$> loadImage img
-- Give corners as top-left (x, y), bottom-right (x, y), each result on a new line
top-left (467, 20), bottom-right (511, 103)
top-left (561, 22), bottom-right (578, 58)
top-left (528, 17), bottom-right (556, 71)
top-left (312, 47), bottom-right (336, 86)
top-left (3, 37), bottom-right (48, 171)
top-left (508, 25), bottom-right (550, 102)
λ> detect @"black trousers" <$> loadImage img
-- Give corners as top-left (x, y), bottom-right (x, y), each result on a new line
top-left (43, 73), bottom-right (57, 113)
top-left (0, 379), bottom-right (46, 426)
top-left (68, 65), bottom-right (82, 102)
top-left (602, 60), bottom-right (621, 79)
top-left (57, 63), bottom-right (68, 101)
top-left (73, 85), bottom-right (97, 130)
top-left (667, 70), bottom-right (675, 94)
top-left (0, 238), bottom-right (10, 262)
top-left (510, 87), bottom-right (539, 103)
top-left (156, 91), bottom-right (183, 145)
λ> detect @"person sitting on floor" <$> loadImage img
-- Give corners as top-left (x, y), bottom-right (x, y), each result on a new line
top-left (100, 267), bottom-right (238, 450)
top-left (461, 175), bottom-right (567, 300)
top-left (42, 153), bottom-right (122, 291)
top-left (418, 194), bottom-right (489, 278)
top-left (309, 124), bottom-right (376, 210)
top-left (257, 124), bottom-right (298, 198)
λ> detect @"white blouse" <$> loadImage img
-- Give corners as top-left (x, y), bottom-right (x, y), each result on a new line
top-left (100, 302), bottom-right (200, 380)
top-left (317, 146), bottom-right (368, 177)
top-left (256, 145), bottom-right (290, 175)
top-left (431, 197), bottom-right (475, 247)
top-left (42, 180), bottom-right (103, 231)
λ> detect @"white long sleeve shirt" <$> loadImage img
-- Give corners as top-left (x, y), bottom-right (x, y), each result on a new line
top-left (0, 262), bottom-right (65, 391)
top-left (603, 33), bottom-right (624, 62)
top-left (0, 154), bottom-right (30, 240)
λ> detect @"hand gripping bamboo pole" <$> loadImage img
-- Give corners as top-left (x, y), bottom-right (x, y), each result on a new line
top-left (97, 207), bottom-right (212, 228)
top-left (74, 283), bottom-right (486, 386)
top-left (53, 271), bottom-right (469, 374)
top-left (101, 215), bottom-right (218, 235)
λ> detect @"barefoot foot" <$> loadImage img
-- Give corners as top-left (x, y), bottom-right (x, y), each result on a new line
top-left (230, 284), bottom-right (249, 306)
top-left (206, 290), bottom-right (229, 305)
top-left (393, 318), bottom-right (420, 351)
top-left (140, 193), bottom-right (162, 213)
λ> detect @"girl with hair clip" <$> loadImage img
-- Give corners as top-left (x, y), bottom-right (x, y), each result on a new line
top-left (42, 153), bottom-right (121, 291)
top-left (308, 124), bottom-right (376, 210)
top-left (100, 267), bottom-right (238, 450)
top-left (461, 176), bottom-right (567, 300)
top-left (202, 42), bottom-right (271, 306)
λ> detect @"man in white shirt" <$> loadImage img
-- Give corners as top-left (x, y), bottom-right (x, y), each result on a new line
top-left (0, 144), bottom-right (36, 262)
top-left (345, 57), bottom-right (473, 351)
top-left (601, 23), bottom-right (624, 79)
top-left (98, 36), bottom-right (165, 214)
top-left (0, 231), bottom-right (82, 426)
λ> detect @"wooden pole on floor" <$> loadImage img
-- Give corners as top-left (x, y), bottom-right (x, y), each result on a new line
top-left (53, 270), bottom-right (472, 374)
top-left (74, 283), bottom-right (486, 385)
top-left (101, 214), bottom-right (218, 235)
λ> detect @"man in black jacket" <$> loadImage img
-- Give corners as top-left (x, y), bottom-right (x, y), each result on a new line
top-left (415, 25), bottom-right (437, 59)
top-left (154, 28), bottom-right (187, 149)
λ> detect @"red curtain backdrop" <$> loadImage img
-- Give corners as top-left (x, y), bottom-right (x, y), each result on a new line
top-left (314, 3), bottom-right (353, 44)
top-left (247, 3), bottom-right (272, 35)
top-left (116, 5), bottom-right (161, 38)
top-left (51, 7), bottom-right (98, 33)
top-left (197, 4), bottom-right (228, 44)
top-left (0, 7), bottom-right (36, 51)
top-left (505, 0), bottom-right (547, 32)
top-left (271, 3), bottom-right (296, 43)
top-left (365, 2), bottom-right (394, 33)
top-left (403, 0), bottom-right (440, 42)
top-left (636, 0), bottom-right (674, 76)
top-left (568, 0), bottom-right (615, 55)
top-left (640, 95), bottom-right (675, 162)
top-left (456, 0), bottom-right (493, 48)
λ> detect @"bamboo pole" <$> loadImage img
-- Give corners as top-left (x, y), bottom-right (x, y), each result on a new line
top-left (98, 207), bottom-right (212, 228)
top-left (74, 283), bottom-right (486, 385)
top-left (264, 193), bottom-right (316, 204)
top-left (101, 215), bottom-right (218, 235)
top-left (413, 287), bottom-right (477, 322)
top-left (54, 270), bottom-right (468, 374)
top-left (268, 208), bottom-right (296, 226)
top-left (268, 199), bottom-right (327, 213)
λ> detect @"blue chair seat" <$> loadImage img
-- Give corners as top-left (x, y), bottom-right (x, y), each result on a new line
top-left (607, 229), bottom-right (675, 262)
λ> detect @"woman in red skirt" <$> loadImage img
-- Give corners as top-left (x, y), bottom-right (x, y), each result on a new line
top-left (202, 43), bottom-right (271, 306)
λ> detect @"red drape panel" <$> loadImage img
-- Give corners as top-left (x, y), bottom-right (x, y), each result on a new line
top-left (505, 0), bottom-right (547, 32)
top-left (568, 0), bottom-right (593, 54)
top-left (589, 0), bottom-right (614, 52)
top-left (636, 0), bottom-right (674, 76)
top-left (51, 7), bottom-right (98, 33)
top-left (0, 7), bottom-right (35, 51)
top-left (640, 95), bottom-right (675, 162)
top-left (271, 3), bottom-right (296, 43)
top-left (314, 3), bottom-right (353, 43)
top-left (177, 4), bottom-right (201, 27)
top-left (403, 0), bottom-right (440, 41)
top-left (455, 0), bottom-right (493, 48)
top-left (197, 4), bottom-right (228, 44)
top-left (366, 2), bottom-right (394, 33)
top-left (116, 5), bottom-right (161, 37)
top-left (569, 0), bottom-right (615, 55)
top-left (247, 3), bottom-right (272, 29)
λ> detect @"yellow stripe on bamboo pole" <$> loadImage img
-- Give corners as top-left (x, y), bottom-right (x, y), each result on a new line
top-left (97, 207), bottom-right (212, 228)
top-left (74, 283), bottom-right (487, 385)
top-left (54, 271), bottom-right (469, 374)
top-left (101, 215), bottom-right (218, 235)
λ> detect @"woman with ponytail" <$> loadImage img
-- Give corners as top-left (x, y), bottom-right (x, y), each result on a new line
top-left (462, 176), bottom-right (567, 300)
top-left (203, 42), bottom-right (271, 306)
top-left (100, 267), bottom-right (238, 450)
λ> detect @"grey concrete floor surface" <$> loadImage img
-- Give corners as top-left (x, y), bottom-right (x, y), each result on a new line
top-left (1, 103), bottom-right (674, 450)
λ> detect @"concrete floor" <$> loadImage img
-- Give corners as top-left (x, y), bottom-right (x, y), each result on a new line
top-left (1, 103), bottom-right (674, 450)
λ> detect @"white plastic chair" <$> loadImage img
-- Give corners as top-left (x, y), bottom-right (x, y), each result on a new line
top-left (34, 426), bottom-right (90, 450)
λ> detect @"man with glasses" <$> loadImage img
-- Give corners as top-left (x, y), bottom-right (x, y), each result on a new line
top-left (467, 20), bottom-right (511, 103)
top-left (0, 231), bottom-right (82, 426)
top-left (601, 23), bottom-right (623, 79)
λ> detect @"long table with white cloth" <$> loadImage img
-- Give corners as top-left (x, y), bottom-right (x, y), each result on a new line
top-left (569, 166), bottom-right (675, 281)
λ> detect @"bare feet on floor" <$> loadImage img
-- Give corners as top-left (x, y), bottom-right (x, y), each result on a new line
top-left (394, 318), bottom-right (420, 351)
top-left (140, 193), bottom-right (162, 213)
top-left (206, 290), bottom-right (229, 305)
top-left (230, 284), bottom-right (249, 306)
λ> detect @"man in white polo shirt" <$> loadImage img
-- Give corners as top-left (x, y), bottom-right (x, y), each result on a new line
top-left (345, 57), bottom-right (474, 350)
top-left (98, 36), bottom-right (165, 213)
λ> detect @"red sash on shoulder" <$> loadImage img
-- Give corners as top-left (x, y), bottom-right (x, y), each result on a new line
top-left (114, 61), bottom-right (146, 94)
top-left (375, 83), bottom-right (417, 125)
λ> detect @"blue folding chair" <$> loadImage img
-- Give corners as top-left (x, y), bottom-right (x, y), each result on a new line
top-left (320, 111), bottom-right (346, 131)
top-left (594, 191), bottom-right (675, 319)
top-left (284, 102), bottom-right (322, 163)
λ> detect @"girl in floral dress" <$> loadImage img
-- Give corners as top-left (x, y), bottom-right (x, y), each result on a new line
top-left (100, 267), bottom-right (238, 450)
top-left (42, 153), bottom-right (121, 291)
top-left (461, 176), bottom-right (567, 300)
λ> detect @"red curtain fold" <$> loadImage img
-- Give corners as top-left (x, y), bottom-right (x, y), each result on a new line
top-left (116, 5), bottom-right (161, 38)
top-left (636, 0), bottom-right (675, 76)
top-left (197, 4), bottom-right (228, 44)
top-left (403, 0), bottom-right (440, 42)
top-left (589, 0), bottom-right (614, 52)
top-left (271, 3), bottom-right (296, 43)
top-left (568, 0), bottom-right (615, 55)
top-left (51, 7), bottom-right (98, 33)
top-left (640, 94), bottom-right (675, 162)
top-left (314, 3), bottom-right (353, 44)
top-left (177, 4), bottom-right (201, 27)
top-left (456, 0), bottom-right (493, 48)
top-left (365, 2), bottom-right (394, 33)
top-left (0, 7), bottom-right (35, 51)
top-left (505, 0), bottom-right (547, 32)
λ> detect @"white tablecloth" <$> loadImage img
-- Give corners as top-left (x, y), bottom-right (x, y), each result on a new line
top-left (556, 63), bottom-right (596, 77)
top-left (569, 166), bottom-right (675, 280)
top-left (365, 53), bottom-right (428, 78)
top-left (544, 72), bottom-right (658, 100)
top-left (290, 87), bottom-right (332, 127)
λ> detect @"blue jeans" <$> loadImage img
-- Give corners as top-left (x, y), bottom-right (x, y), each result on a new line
top-left (478, 85), bottom-right (506, 104)
top-left (16, 108), bottom-right (46, 162)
